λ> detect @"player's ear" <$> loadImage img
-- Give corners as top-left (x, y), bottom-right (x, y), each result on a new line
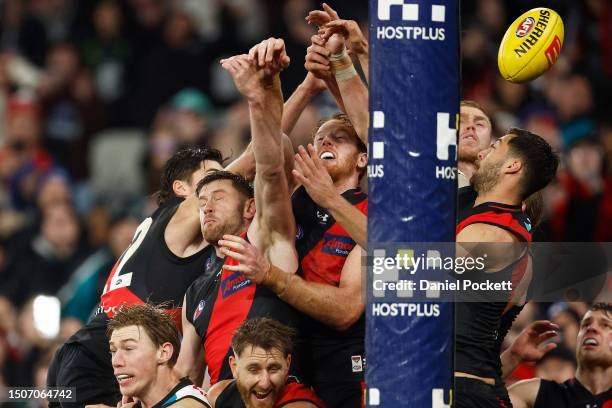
top-left (229, 355), bottom-right (238, 378)
top-left (158, 342), bottom-right (174, 365)
top-left (173, 179), bottom-right (188, 198)
top-left (504, 158), bottom-right (522, 175)
top-left (356, 152), bottom-right (367, 171)
top-left (243, 198), bottom-right (256, 220)
top-left (285, 353), bottom-right (292, 371)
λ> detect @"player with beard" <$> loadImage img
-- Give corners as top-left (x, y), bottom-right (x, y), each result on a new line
top-left (107, 304), bottom-right (211, 408)
top-left (175, 39), bottom-right (301, 387)
top-left (508, 303), bottom-right (612, 408)
top-left (454, 128), bottom-right (558, 408)
top-left (219, 88), bottom-right (367, 408)
top-left (206, 318), bottom-right (324, 408)
top-left (48, 147), bottom-right (228, 407)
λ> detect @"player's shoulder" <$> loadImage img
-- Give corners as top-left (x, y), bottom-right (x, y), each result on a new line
top-left (160, 378), bottom-right (211, 408)
top-left (207, 379), bottom-right (233, 407)
top-left (457, 222), bottom-right (517, 243)
top-left (276, 378), bottom-right (326, 408)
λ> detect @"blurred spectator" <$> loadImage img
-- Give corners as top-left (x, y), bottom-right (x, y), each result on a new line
top-left (534, 346), bottom-right (576, 383)
top-left (80, 0), bottom-right (130, 107)
top-left (550, 138), bottom-right (612, 241)
top-left (58, 214), bottom-right (139, 323)
top-left (0, 203), bottom-right (89, 308)
top-left (169, 88), bottom-right (212, 145)
top-left (0, 94), bottom-right (54, 213)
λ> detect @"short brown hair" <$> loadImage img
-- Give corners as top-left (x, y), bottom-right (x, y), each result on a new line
top-left (312, 113), bottom-right (367, 154)
top-left (195, 170), bottom-right (254, 199)
top-left (106, 304), bottom-right (181, 367)
top-left (231, 318), bottom-right (296, 358)
top-left (460, 100), bottom-right (491, 124)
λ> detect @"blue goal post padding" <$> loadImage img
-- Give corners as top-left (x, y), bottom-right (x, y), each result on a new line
top-left (367, 0), bottom-right (459, 407)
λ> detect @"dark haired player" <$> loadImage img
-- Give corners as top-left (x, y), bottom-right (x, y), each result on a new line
top-left (207, 318), bottom-right (324, 408)
top-left (175, 40), bottom-right (300, 386)
top-left (508, 303), bottom-right (612, 408)
top-left (47, 147), bottom-right (240, 407)
top-left (454, 128), bottom-right (559, 407)
top-left (107, 304), bottom-right (211, 408)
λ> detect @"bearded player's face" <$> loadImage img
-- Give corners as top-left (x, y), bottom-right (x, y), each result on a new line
top-left (313, 120), bottom-right (365, 182)
top-left (471, 135), bottom-right (514, 193)
top-left (198, 179), bottom-right (247, 245)
top-left (231, 346), bottom-right (290, 408)
top-left (576, 310), bottom-right (612, 367)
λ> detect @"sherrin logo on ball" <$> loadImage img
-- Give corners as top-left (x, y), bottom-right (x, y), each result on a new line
top-left (498, 8), bottom-right (564, 83)
top-left (515, 16), bottom-right (535, 38)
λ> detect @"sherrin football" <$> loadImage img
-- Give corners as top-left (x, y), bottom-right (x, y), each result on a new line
top-left (498, 8), bottom-right (564, 83)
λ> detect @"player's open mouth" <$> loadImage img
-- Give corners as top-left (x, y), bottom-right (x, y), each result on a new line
top-left (116, 374), bottom-right (135, 385)
top-left (252, 390), bottom-right (272, 400)
top-left (583, 338), bottom-right (598, 346)
top-left (461, 133), bottom-right (476, 142)
top-left (320, 151), bottom-right (335, 160)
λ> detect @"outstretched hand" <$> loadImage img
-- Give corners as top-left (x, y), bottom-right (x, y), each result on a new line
top-left (247, 37), bottom-right (290, 76)
top-left (219, 234), bottom-right (270, 285)
top-left (509, 320), bottom-right (559, 363)
top-left (305, 34), bottom-right (331, 80)
top-left (292, 144), bottom-right (337, 209)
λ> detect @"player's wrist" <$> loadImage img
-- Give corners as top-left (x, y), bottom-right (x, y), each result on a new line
top-left (329, 49), bottom-right (357, 82)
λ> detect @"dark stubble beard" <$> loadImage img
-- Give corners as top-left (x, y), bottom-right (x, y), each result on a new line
top-left (472, 160), bottom-right (503, 194)
top-left (203, 205), bottom-right (244, 246)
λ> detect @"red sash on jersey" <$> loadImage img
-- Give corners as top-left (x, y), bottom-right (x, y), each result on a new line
top-left (276, 381), bottom-right (326, 408)
top-left (300, 198), bottom-right (367, 286)
top-left (205, 232), bottom-right (255, 384)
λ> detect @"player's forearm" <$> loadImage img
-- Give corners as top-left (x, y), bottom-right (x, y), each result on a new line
top-left (336, 76), bottom-right (368, 145)
top-left (249, 74), bottom-right (284, 173)
top-left (500, 348), bottom-right (523, 379)
top-left (264, 265), bottom-right (363, 331)
top-left (325, 195), bottom-right (367, 249)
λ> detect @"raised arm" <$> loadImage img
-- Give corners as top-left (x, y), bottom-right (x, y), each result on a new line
top-left (221, 40), bottom-right (297, 273)
top-left (307, 3), bottom-right (369, 83)
top-left (324, 33), bottom-right (368, 146)
top-left (175, 295), bottom-right (205, 384)
top-left (282, 72), bottom-right (326, 137)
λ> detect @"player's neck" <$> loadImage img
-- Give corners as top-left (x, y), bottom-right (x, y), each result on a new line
top-left (458, 160), bottom-right (477, 180)
top-left (333, 175), bottom-right (359, 195)
top-left (140, 369), bottom-right (180, 408)
top-left (474, 184), bottom-right (521, 207)
top-left (576, 365), bottom-right (612, 395)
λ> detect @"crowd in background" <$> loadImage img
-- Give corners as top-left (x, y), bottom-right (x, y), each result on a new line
top-left (0, 0), bottom-right (610, 404)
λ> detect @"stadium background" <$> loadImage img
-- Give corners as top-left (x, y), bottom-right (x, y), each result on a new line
top-left (0, 0), bottom-right (610, 406)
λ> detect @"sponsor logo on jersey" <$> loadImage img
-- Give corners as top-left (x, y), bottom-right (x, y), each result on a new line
top-left (221, 271), bottom-right (252, 298)
top-left (351, 355), bottom-right (364, 372)
top-left (316, 210), bottom-right (330, 225)
top-left (193, 300), bottom-right (205, 321)
top-left (321, 234), bottom-right (355, 257)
